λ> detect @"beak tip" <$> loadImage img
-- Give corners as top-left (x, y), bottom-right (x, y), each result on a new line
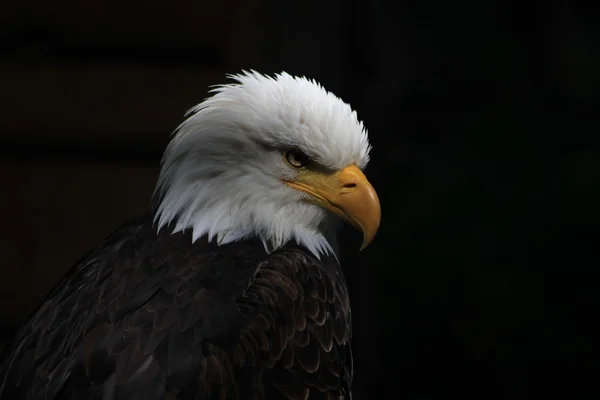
top-left (359, 234), bottom-right (375, 251)
top-left (359, 219), bottom-right (380, 251)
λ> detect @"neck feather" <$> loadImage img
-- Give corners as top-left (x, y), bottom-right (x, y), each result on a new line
top-left (153, 151), bottom-right (340, 260)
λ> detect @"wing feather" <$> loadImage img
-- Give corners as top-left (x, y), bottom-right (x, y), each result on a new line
top-left (0, 215), bottom-right (353, 399)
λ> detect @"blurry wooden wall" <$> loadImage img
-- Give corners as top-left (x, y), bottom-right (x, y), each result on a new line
top-left (0, 0), bottom-right (272, 334)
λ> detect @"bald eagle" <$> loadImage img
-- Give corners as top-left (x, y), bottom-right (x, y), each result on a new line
top-left (0, 71), bottom-right (380, 400)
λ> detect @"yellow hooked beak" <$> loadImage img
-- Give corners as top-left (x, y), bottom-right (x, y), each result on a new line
top-left (284, 165), bottom-right (381, 250)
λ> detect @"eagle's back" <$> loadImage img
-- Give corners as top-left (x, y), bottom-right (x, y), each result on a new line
top-left (0, 215), bottom-right (352, 400)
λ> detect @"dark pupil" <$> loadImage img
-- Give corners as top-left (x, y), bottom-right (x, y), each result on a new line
top-left (290, 151), bottom-right (308, 166)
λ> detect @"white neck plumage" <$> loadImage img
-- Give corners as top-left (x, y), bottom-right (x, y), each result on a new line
top-left (152, 126), bottom-right (340, 260)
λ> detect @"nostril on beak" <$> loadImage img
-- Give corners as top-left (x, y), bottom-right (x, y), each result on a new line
top-left (342, 183), bottom-right (357, 189)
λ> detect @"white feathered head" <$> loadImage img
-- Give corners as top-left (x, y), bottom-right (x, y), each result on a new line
top-left (154, 71), bottom-right (380, 258)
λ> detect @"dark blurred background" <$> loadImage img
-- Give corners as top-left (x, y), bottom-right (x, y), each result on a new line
top-left (0, 0), bottom-right (598, 398)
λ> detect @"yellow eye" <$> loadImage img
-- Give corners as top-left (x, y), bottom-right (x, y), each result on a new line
top-left (285, 149), bottom-right (310, 168)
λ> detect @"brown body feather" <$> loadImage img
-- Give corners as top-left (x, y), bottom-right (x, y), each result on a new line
top-left (0, 215), bottom-right (352, 400)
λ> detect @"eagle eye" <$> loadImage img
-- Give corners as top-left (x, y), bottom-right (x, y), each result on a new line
top-left (285, 149), bottom-right (310, 168)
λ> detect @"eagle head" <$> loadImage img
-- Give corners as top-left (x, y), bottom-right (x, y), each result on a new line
top-left (153, 71), bottom-right (381, 258)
